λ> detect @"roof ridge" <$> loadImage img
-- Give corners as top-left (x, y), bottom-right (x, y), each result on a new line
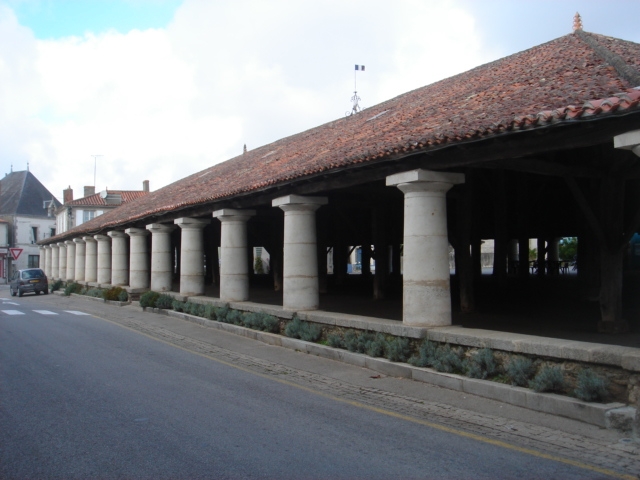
top-left (574, 29), bottom-right (640, 87)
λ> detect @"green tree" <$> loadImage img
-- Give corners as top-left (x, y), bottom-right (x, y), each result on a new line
top-left (558, 237), bottom-right (577, 261)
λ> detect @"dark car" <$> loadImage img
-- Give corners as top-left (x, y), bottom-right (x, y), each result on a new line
top-left (10, 268), bottom-right (49, 297)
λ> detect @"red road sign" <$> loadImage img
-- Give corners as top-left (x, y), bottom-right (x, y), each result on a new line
top-left (9, 248), bottom-right (23, 261)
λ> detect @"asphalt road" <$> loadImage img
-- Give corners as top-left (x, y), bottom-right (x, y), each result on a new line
top-left (0, 292), bottom-right (631, 479)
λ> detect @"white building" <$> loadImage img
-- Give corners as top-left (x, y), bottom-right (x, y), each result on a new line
top-left (0, 170), bottom-right (61, 281)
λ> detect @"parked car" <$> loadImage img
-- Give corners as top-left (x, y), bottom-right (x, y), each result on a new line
top-left (10, 268), bottom-right (49, 297)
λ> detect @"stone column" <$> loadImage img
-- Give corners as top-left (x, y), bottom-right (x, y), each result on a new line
top-left (213, 209), bottom-right (256, 302)
top-left (73, 238), bottom-right (86, 282)
top-left (108, 231), bottom-right (129, 286)
top-left (44, 246), bottom-right (52, 278)
top-left (51, 244), bottom-right (59, 279)
top-left (272, 195), bottom-right (328, 311)
top-left (64, 240), bottom-right (75, 282)
top-left (146, 224), bottom-right (176, 292)
top-left (39, 246), bottom-right (46, 274)
top-left (57, 243), bottom-right (67, 281)
top-left (95, 234), bottom-right (112, 285)
top-left (386, 169), bottom-right (464, 327)
top-left (125, 228), bottom-right (150, 290)
top-left (83, 237), bottom-right (98, 283)
top-left (174, 218), bottom-right (208, 296)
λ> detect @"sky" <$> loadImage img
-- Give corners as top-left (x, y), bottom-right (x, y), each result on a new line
top-left (1, 0), bottom-right (640, 201)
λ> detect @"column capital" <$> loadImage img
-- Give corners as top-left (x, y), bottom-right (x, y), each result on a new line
top-left (614, 129), bottom-right (640, 157)
top-left (125, 227), bottom-right (149, 237)
top-left (386, 169), bottom-right (465, 190)
top-left (213, 209), bottom-right (256, 222)
top-left (272, 195), bottom-right (328, 208)
top-left (94, 234), bottom-right (111, 242)
top-left (64, 240), bottom-right (75, 246)
top-left (57, 242), bottom-right (67, 248)
top-left (107, 230), bottom-right (127, 239)
top-left (73, 237), bottom-right (85, 245)
top-left (174, 217), bottom-right (209, 229)
top-left (83, 236), bottom-right (97, 243)
top-left (146, 223), bottom-right (176, 234)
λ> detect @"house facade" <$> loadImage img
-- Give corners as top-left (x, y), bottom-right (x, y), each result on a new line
top-left (0, 170), bottom-right (61, 282)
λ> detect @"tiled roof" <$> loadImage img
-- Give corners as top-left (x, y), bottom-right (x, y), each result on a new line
top-left (66, 190), bottom-right (148, 207)
top-left (45, 30), bottom-right (640, 242)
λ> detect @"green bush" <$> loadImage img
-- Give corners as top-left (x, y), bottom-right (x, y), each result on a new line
top-left (203, 304), bottom-right (216, 320)
top-left (140, 291), bottom-right (160, 308)
top-left (103, 286), bottom-right (126, 301)
top-left (366, 333), bottom-right (387, 358)
top-left (506, 356), bottom-right (535, 387)
top-left (213, 305), bottom-right (230, 322)
top-left (574, 369), bottom-right (608, 402)
top-left (172, 299), bottom-right (186, 312)
top-left (327, 334), bottom-right (343, 348)
top-left (431, 344), bottom-right (464, 373)
top-left (50, 279), bottom-right (64, 293)
top-left (464, 348), bottom-right (498, 379)
top-left (185, 302), bottom-right (204, 317)
top-left (385, 337), bottom-right (411, 362)
top-left (529, 366), bottom-right (566, 393)
top-left (118, 290), bottom-right (128, 302)
top-left (409, 340), bottom-right (438, 368)
top-left (64, 282), bottom-right (82, 296)
top-left (260, 314), bottom-right (280, 333)
top-left (226, 309), bottom-right (244, 325)
top-left (85, 288), bottom-right (103, 297)
top-left (155, 294), bottom-right (174, 309)
top-left (285, 316), bottom-right (322, 342)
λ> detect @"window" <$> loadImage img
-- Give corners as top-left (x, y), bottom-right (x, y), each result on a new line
top-left (83, 210), bottom-right (96, 223)
top-left (28, 255), bottom-right (39, 268)
top-left (50, 227), bottom-right (56, 237)
top-left (31, 226), bottom-right (38, 244)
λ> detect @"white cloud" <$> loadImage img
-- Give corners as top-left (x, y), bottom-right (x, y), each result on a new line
top-left (0, 0), bottom-right (499, 199)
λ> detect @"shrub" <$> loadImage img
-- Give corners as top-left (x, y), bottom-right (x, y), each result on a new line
top-left (213, 305), bottom-right (230, 322)
top-left (103, 286), bottom-right (126, 302)
top-left (529, 366), bottom-right (566, 393)
top-left (259, 314), bottom-right (280, 333)
top-left (254, 256), bottom-right (264, 274)
top-left (385, 336), bottom-right (411, 362)
top-left (140, 291), bottom-right (160, 308)
top-left (172, 299), bottom-right (186, 312)
top-left (366, 333), bottom-right (387, 358)
top-left (226, 309), bottom-right (244, 325)
top-left (574, 369), bottom-right (609, 402)
top-left (118, 289), bottom-right (129, 302)
top-left (185, 302), bottom-right (204, 317)
top-left (431, 344), bottom-right (464, 373)
top-left (464, 348), bottom-right (498, 379)
top-left (64, 282), bottom-right (82, 296)
top-left (203, 304), bottom-right (216, 320)
top-left (327, 334), bottom-right (343, 348)
top-left (50, 279), bottom-right (64, 293)
top-left (243, 312), bottom-right (262, 329)
top-left (85, 288), bottom-right (103, 298)
top-left (506, 356), bottom-right (535, 387)
top-left (155, 294), bottom-right (174, 309)
top-left (409, 340), bottom-right (438, 368)
top-left (285, 316), bottom-right (322, 342)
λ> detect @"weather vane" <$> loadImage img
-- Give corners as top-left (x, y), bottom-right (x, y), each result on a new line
top-left (347, 65), bottom-right (365, 116)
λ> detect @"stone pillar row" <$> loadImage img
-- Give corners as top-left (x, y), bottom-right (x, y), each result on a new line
top-left (42, 169), bottom-right (458, 328)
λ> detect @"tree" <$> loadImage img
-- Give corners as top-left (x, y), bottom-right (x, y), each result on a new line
top-left (558, 237), bottom-right (577, 261)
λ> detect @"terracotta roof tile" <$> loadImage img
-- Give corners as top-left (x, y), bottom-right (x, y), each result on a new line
top-left (66, 190), bottom-right (148, 207)
top-left (46, 31), bottom-right (640, 242)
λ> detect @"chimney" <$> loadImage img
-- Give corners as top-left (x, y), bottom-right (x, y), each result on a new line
top-left (63, 186), bottom-right (73, 204)
top-left (84, 186), bottom-right (95, 197)
top-left (143, 180), bottom-right (149, 193)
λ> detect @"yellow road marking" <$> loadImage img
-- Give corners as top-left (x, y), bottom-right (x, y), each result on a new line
top-left (95, 314), bottom-right (636, 480)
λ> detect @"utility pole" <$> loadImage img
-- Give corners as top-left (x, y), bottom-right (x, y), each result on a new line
top-left (91, 155), bottom-right (103, 187)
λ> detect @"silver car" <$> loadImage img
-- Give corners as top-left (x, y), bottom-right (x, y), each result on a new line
top-left (9, 268), bottom-right (49, 297)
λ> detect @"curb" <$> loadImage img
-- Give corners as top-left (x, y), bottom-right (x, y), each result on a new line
top-left (151, 308), bottom-right (630, 429)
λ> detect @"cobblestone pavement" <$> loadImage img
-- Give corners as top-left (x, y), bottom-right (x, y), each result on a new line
top-left (45, 295), bottom-right (640, 479)
top-left (105, 310), bottom-right (640, 478)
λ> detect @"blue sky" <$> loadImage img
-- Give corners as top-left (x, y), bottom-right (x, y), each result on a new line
top-left (9, 0), bottom-right (181, 38)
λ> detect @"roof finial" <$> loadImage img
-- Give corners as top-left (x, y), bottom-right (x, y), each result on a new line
top-left (573, 12), bottom-right (582, 31)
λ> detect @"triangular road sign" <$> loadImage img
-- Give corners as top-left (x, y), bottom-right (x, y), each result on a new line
top-left (9, 248), bottom-right (23, 261)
